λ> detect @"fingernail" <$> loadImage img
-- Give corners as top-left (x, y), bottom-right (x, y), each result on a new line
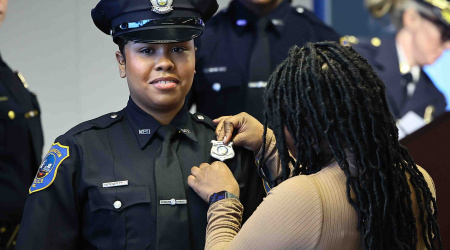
top-left (223, 136), bottom-right (227, 142)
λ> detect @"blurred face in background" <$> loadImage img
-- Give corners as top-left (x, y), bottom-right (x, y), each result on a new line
top-left (404, 8), bottom-right (450, 65)
top-left (0, 0), bottom-right (8, 27)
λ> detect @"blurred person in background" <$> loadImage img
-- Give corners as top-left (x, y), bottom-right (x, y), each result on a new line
top-left (343, 0), bottom-right (450, 138)
top-left (0, 0), bottom-right (44, 248)
top-left (188, 0), bottom-right (340, 122)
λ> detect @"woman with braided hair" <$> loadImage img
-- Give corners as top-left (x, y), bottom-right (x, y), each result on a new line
top-left (188, 41), bottom-right (441, 249)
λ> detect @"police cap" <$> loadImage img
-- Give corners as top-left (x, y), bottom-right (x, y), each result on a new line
top-left (92, 0), bottom-right (219, 43)
top-left (416, 0), bottom-right (450, 27)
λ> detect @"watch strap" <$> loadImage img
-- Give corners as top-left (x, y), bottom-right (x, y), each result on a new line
top-left (209, 191), bottom-right (239, 205)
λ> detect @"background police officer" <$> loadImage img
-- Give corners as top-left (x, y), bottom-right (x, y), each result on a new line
top-left (189, 0), bottom-right (340, 121)
top-left (0, 0), bottom-right (44, 248)
top-left (345, 0), bottom-right (450, 137)
top-left (15, 0), bottom-right (265, 249)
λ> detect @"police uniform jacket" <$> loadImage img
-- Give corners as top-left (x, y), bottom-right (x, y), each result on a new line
top-left (190, 0), bottom-right (340, 119)
top-left (16, 98), bottom-right (264, 250)
top-left (353, 39), bottom-right (447, 120)
top-left (0, 53), bottom-right (43, 224)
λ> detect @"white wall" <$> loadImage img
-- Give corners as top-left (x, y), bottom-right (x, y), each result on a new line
top-left (0, 0), bottom-right (312, 156)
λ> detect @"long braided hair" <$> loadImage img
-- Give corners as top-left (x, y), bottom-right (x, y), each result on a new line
top-left (259, 41), bottom-right (441, 249)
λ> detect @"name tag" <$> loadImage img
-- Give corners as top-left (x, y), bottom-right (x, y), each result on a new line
top-left (103, 180), bottom-right (129, 188)
top-left (160, 198), bottom-right (187, 206)
top-left (248, 81), bottom-right (267, 88)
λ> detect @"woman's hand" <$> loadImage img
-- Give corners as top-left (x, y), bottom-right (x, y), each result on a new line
top-left (213, 112), bottom-right (264, 152)
top-left (187, 161), bottom-right (240, 203)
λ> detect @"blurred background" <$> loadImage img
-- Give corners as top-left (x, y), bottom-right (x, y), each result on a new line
top-left (0, 0), bottom-right (448, 152)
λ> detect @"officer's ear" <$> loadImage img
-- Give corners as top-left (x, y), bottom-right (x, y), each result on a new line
top-left (115, 51), bottom-right (126, 78)
top-left (402, 8), bottom-right (421, 31)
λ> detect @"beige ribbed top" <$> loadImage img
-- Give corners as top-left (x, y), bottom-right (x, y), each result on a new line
top-left (205, 132), bottom-right (436, 250)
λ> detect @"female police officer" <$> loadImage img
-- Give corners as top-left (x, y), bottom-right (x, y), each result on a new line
top-left (15, 0), bottom-right (265, 249)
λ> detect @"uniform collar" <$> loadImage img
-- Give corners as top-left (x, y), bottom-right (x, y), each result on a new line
top-left (230, 0), bottom-right (290, 35)
top-left (125, 97), bottom-right (198, 149)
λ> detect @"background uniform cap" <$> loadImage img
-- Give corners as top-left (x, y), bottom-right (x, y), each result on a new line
top-left (92, 0), bottom-right (218, 43)
top-left (416, 0), bottom-right (450, 27)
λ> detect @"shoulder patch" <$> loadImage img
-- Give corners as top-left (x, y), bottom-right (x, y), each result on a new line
top-left (191, 112), bottom-right (216, 130)
top-left (29, 143), bottom-right (70, 194)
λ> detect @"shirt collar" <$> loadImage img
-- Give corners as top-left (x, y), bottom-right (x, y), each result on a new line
top-left (125, 97), bottom-right (198, 149)
top-left (231, 0), bottom-right (290, 35)
top-left (396, 42), bottom-right (420, 83)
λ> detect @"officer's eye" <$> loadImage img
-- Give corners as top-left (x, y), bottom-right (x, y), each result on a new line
top-left (139, 48), bottom-right (155, 54)
top-left (172, 47), bottom-right (187, 53)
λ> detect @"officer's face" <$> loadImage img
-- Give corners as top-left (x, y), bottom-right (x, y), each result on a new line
top-left (405, 9), bottom-right (450, 65)
top-left (0, 0), bottom-right (8, 28)
top-left (117, 40), bottom-right (195, 115)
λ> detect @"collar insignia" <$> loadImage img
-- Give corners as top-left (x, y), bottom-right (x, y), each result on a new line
top-left (150, 0), bottom-right (174, 14)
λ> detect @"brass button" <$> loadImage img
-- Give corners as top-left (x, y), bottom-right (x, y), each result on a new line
top-left (0, 226), bottom-right (6, 234)
top-left (8, 110), bottom-right (15, 120)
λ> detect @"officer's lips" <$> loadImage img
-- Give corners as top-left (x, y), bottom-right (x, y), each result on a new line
top-left (150, 77), bottom-right (179, 90)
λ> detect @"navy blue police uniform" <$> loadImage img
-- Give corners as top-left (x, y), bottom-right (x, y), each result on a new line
top-left (189, 0), bottom-right (340, 121)
top-left (350, 38), bottom-right (447, 120)
top-left (0, 53), bottom-right (43, 249)
top-left (15, 0), bottom-right (265, 249)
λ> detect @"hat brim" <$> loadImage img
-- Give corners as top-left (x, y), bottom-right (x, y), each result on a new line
top-left (115, 27), bottom-right (203, 43)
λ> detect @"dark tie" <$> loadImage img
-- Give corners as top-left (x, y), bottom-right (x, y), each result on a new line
top-left (154, 125), bottom-right (189, 249)
top-left (401, 72), bottom-right (414, 100)
top-left (245, 17), bottom-right (271, 122)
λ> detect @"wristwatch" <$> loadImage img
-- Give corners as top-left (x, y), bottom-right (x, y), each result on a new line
top-left (209, 191), bottom-right (239, 205)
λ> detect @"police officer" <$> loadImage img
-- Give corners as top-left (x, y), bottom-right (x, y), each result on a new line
top-left (189, 0), bottom-right (340, 121)
top-left (0, 0), bottom-right (44, 248)
top-left (343, 0), bottom-right (450, 127)
top-left (15, 0), bottom-right (265, 249)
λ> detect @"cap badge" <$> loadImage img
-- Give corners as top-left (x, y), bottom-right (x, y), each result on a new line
top-left (150, 0), bottom-right (174, 14)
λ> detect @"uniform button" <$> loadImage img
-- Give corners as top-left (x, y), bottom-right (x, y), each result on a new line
top-left (197, 115), bottom-right (204, 120)
top-left (113, 200), bottom-right (122, 209)
top-left (296, 7), bottom-right (304, 13)
top-left (111, 113), bottom-right (118, 119)
top-left (371, 37), bottom-right (381, 47)
top-left (212, 83), bottom-right (221, 92)
top-left (8, 110), bottom-right (15, 120)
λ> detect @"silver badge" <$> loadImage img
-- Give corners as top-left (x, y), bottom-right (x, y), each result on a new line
top-left (150, 0), bottom-right (173, 14)
top-left (210, 140), bottom-right (235, 161)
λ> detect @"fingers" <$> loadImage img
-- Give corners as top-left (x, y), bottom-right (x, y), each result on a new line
top-left (214, 116), bottom-right (231, 141)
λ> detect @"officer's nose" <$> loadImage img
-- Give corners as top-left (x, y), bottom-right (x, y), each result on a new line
top-left (155, 54), bottom-right (175, 71)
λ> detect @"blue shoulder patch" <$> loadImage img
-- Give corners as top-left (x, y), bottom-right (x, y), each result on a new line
top-left (29, 143), bottom-right (70, 194)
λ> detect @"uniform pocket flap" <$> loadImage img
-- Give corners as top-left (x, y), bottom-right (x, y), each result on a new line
top-left (88, 185), bottom-right (151, 212)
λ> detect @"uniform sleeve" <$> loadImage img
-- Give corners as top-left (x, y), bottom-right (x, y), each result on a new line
top-left (15, 135), bottom-right (82, 250)
top-left (205, 176), bottom-right (323, 250)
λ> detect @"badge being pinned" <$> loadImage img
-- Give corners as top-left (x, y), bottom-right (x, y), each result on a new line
top-left (210, 140), bottom-right (235, 161)
top-left (29, 143), bottom-right (69, 194)
top-left (150, 0), bottom-right (173, 14)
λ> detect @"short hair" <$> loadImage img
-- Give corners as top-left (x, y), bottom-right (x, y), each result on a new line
top-left (259, 41), bottom-right (441, 249)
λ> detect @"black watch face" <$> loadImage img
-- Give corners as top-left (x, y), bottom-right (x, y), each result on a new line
top-left (210, 191), bottom-right (227, 204)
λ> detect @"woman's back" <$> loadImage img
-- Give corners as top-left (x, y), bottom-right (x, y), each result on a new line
top-left (208, 160), bottom-right (436, 249)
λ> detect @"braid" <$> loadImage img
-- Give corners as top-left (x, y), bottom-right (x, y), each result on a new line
top-left (260, 41), bottom-right (441, 249)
